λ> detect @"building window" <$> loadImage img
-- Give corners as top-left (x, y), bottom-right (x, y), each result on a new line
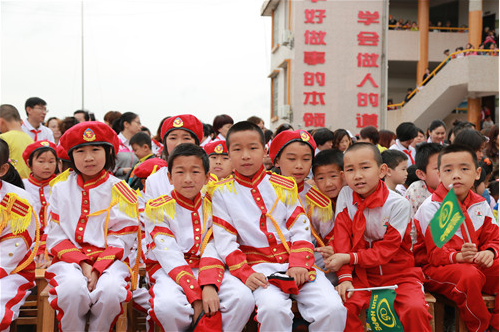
top-left (272, 9), bottom-right (279, 48)
top-left (269, 70), bottom-right (279, 121)
top-left (279, 59), bottom-right (291, 107)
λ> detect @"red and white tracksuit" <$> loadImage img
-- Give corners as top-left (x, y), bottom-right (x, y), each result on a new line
top-left (212, 167), bottom-right (346, 332)
top-left (45, 170), bottom-right (139, 332)
top-left (414, 184), bottom-right (499, 332)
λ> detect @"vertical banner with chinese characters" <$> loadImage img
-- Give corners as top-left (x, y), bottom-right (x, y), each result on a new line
top-left (293, 1), bottom-right (385, 133)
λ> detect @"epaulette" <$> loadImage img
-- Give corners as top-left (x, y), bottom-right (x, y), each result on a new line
top-left (145, 195), bottom-right (176, 223)
top-left (203, 195), bottom-right (212, 223)
top-left (269, 174), bottom-right (298, 205)
top-left (0, 193), bottom-right (33, 235)
top-left (305, 187), bottom-right (333, 222)
top-left (214, 177), bottom-right (236, 193)
top-left (111, 181), bottom-right (139, 218)
top-left (209, 173), bottom-right (219, 183)
top-left (49, 168), bottom-right (71, 188)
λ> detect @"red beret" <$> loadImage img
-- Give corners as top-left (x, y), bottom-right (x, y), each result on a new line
top-left (269, 130), bottom-right (316, 164)
top-left (56, 145), bottom-right (70, 162)
top-left (160, 114), bottom-right (203, 144)
top-left (203, 141), bottom-right (228, 156)
top-left (60, 122), bottom-right (119, 156)
top-left (133, 158), bottom-right (168, 179)
top-left (22, 140), bottom-right (57, 164)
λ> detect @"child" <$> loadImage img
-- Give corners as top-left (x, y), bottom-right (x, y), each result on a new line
top-left (312, 128), bottom-right (334, 153)
top-left (389, 122), bottom-right (418, 166)
top-left (381, 149), bottom-right (408, 194)
top-left (204, 140), bottom-right (233, 181)
top-left (414, 144), bottom-right (498, 332)
top-left (405, 143), bottom-right (443, 245)
top-left (327, 142), bottom-right (432, 331)
top-left (127, 131), bottom-right (155, 190)
top-left (145, 114), bottom-right (203, 199)
top-left (0, 138), bottom-right (39, 330)
top-left (212, 122), bottom-right (346, 331)
top-left (45, 122), bottom-right (140, 331)
top-left (144, 143), bottom-right (254, 331)
top-left (56, 145), bottom-right (72, 173)
top-left (22, 140), bottom-right (58, 268)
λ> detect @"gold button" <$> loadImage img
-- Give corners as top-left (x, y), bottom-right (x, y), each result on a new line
top-left (78, 227), bottom-right (83, 231)
top-left (195, 236), bottom-right (199, 240)
top-left (268, 234), bottom-right (272, 238)
top-left (83, 192), bottom-right (87, 195)
top-left (42, 201), bottom-right (46, 205)
top-left (306, 255), bottom-right (310, 259)
top-left (15, 243), bottom-right (19, 247)
top-left (193, 213), bottom-right (197, 217)
top-left (190, 285), bottom-right (194, 289)
top-left (40, 193), bottom-right (44, 197)
top-left (189, 260), bottom-right (193, 264)
top-left (77, 236), bottom-right (82, 240)
top-left (160, 239), bottom-right (165, 242)
top-left (83, 209), bottom-right (88, 213)
top-left (195, 228), bottom-right (200, 232)
top-left (191, 251), bottom-right (195, 254)
top-left (260, 206), bottom-right (265, 210)
top-left (80, 219), bottom-right (85, 223)
top-left (303, 220), bottom-right (307, 223)
top-left (187, 279), bottom-right (190, 283)
top-left (273, 248), bottom-right (277, 252)
top-left (256, 198), bottom-right (261, 201)
top-left (84, 200), bottom-right (88, 204)
top-left (87, 249), bottom-right (91, 252)
top-left (278, 257), bottom-right (282, 260)
top-left (305, 263), bottom-right (309, 266)
top-left (194, 220), bottom-right (199, 224)
top-left (217, 279), bottom-right (221, 283)
top-left (252, 189), bottom-right (256, 193)
top-left (9, 253), bottom-right (13, 257)
top-left (195, 244), bottom-right (199, 247)
top-left (305, 227), bottom-right (309, 231)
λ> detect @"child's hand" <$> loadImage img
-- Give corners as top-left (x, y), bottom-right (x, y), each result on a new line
top-left (325, 253), bottom-right (350, 272)
top-left (286, 267), bottom-right (309, 286)
top-left (335, 281), bottom-right (353, 302)
top-left (473, 250), bottom-right (494, 268)
top-left (80, 261), bottom-right (98, 291)
top-left (245, 273), bottom-right (269, 291)
top-left (315, 246), bottom-right (334, 259)
top-left (202, 285), bottom-right (220, 317)
top-left (192, 300), bottom-right (203, 324)
top-left (457, 243), bottom-right (477, 263)
top-left (35, 254), bottom-right (52, 269)
top-left (87, 270), bottom-right (99, 292)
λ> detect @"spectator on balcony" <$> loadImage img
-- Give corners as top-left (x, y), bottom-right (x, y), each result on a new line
top-left (389, 15), bottom-right (397, 29)
top-left (455, 47), bottom-right (464, 58)
top-left (422, 68), bottom-right (431, 85)
top-left (484, 30), bottom-right (497, 49)
top-left (465, 43), bottom-right (477, 56)
top-left (444, 20), bottom-right (452, 32)
top-left (394, 21), bottom-right (402, 30)
top-left (404, 88), bottom-right (414, 103)
top-left (410, 22), bottom-right (418, 31)
top-left (434, 21), bottom-right (443, 32)
top-left (489, 43), bottom-right (499, 56)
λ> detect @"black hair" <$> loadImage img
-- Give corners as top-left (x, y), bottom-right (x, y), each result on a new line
top-left (130, 132), bottom-right (152, 149)
top-left (0, 139), bottom-right (24, 188)
top-left (488, 181), bottom-right (498, 198)
top-left (247, 116), bottom-right (264, 126)
top-left (447, 120), bottom-right (474, 143)
top-left (226, 121), bottom-right (265, 149)
top-left (333, 129), bottom-right (351, 149)
top-left (415, 143), bottom-right (443, 172)
top-left (0, 104), bottom-right (21, 122)
top-left (453, 129), bottom-right (487, 153)
top-left (313, 128), bottom-right (335, 146)
top-left (69, 144), bottom-right (116, 175)
top-left (264, 129), bottom-right (273, 144)
top-left (25, 97), bottom-right (46, 115)
top-left (27, 147), bottom-right (58, 168)
top-left (312, 149), bottom-right (344, 175)
top-left (140, 126), bottom-right (151, 136)
top-left (0, 138), bottom-right (9, 165)
top-left (381, 149), bottom-right (408, 169)
top-left (438, 144), bottom-right (479, 169)
top-left (405, 165), bottom-right (419, 187)
top-left (274, 123), bottom-right (293, 137)
top-left (474, 167), bottom-right (487, 188)
top-left (203, 123), bottom-right (214, 139)
top-left (428, 120), bottom-right (446, 133)
top-left (345, 142), bottom-right (383, 166)
top-left (74, 110), bottom-right (90, 121)
top-left (395, 122), bottom-right (418, 141)
top-left (112, 112), bottom-right (138, 134)
top-left (212, 114), bottom-right (234, 135)
top-left (167, 143), bottom-right (209, 175)
top-left (359, 126), bottom-right (379, 145)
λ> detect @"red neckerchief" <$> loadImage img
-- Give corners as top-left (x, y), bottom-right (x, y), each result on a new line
top-left (30, 129), bottom-right (41, 141)
top-left (432, 183), bottom-right (484, 244)
top-left (351, 179), bottom-right (390, 252)
top-left (402, 149), bottom-right (415, 164)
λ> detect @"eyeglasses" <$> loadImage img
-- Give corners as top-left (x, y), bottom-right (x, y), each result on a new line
top-left (33, 107), bottom-right (48, 113)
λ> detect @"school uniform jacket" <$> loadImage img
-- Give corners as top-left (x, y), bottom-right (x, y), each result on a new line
top-left (414, 184), bottom-right (499, 268)
top-left (0, 181), bottom-right (37, 281)
top-left (212, 166), bottom-right (315, 284)
top-left (144, 168), bottom-right (174, 201)
top-left (144, 190), bottom-right (224, 304)
top-left (46, 170), bottom-right (139, 276)
top-left (334, 184), bottom-right (416, 284)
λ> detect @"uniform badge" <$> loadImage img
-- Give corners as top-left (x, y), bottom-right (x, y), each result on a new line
top-left (382, 217), bottom-right (389, 227)
top-left (173, 117), bottom-right (183, 128)
top-left (40, 141), bottom-right (50, 147)
top-left (214, 144), bottom-right (223, 154)
top-left (308, 272), bottom-right (317, 282)
top-left (300, 130), bottom-right (310, 142)
top-left (83, 128), bottom-right (96, 142)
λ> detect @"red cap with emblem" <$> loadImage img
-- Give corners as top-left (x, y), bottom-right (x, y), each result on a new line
top-left (269, 130), bottom-right (316, 164)
top-left (56, 145), bottom-right (70, 162)
top-left (160, 114), bottom-right (203, 145)
top-left (60, 121), bottom-right (120, 156)
top-left (22, 140), bottom-right (57, 164)
top-left (133, 158), bottom-right (168, 179)
top-left (203, 141), bottom-right (228, 156)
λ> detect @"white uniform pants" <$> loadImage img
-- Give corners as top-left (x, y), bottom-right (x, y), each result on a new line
top-left (46, 260), bottom-right (131, 332)
top-left (0, 274), bottom-right (34, 331)
top-left (253, 268), bottom-right (346, 332)
top-left (149, 268), bottom-right (254, 332)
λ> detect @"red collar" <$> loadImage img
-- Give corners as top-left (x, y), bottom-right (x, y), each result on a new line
top-left (171, 190), bottom-right (201, 211)
top-left (234, 165), bottom-right (267, 188)
top-left (28, 173), bottom-right (55, 187)
top-left (297, 181), bottom-right (305, 194)
top-left (432, 183), bottom-right (485, 209)
top-left (76, 169), bottom-right (110, 190)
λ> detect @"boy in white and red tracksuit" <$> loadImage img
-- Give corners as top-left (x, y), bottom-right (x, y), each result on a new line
top-left (328, 143), bottom-right (431, 332)
top-left (212, 122), bottom-right (346, 331)
top-left (45, 122), bottom-right (140, 332)
top-left (145, 143), bottom-right (254, 331)
top-left (414, 144), bottom-right (498, 332)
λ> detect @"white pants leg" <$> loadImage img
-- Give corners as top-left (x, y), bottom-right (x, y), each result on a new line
top-left (148, 268), bottom-right (193, 332)
top-left (0, 274), bottom-right (34, 331)
top-left (253, 284), bottom-right (294, 331)
top-left (217, 271), bottom-right (255, 331)
top-left (88, 260), bottom-right (131, 332)
top-left (46, 262), bottom-right (92, 331)
top-left (293, 269), bottom-right (346, 332)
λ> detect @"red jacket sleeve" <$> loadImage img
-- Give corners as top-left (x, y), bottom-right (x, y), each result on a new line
top-left (333, 207), bottom-right (354, 283)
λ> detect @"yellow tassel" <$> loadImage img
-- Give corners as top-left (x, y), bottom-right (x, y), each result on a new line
top-left (271, 181), bottom-right (297, 206)
top-left (0, 194), bottom-right (34, 235)
top-left (49, 169), bottom-right (70, 189)
top-left (305, 198), bottom-right (333, 223)
top-left (11, 212), bottom-right (40, 275)
top-left (111, 184), bottom-right (138, 219)
top-left (145, 199), bottom-right (176, 223)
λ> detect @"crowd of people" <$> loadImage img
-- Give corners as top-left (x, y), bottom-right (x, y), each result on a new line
top-left (0, 96), bottom-right (498, 331)
top-left (388, 15), bottom-right (471, 32)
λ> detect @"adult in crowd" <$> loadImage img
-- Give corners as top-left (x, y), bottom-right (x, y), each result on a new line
top-left (412, 128), bottom-right (426, 148)
top-left (390, 122), bottom-right (418, 166)
top-left (73, 110), bottom-right (89, 122)
top-left (274, 123), bottom-right (293, 137)
top-left (151, 116), bottom-right (169, 155)
top-left (21, 97), bottom-right (54, 142)
top-left (211, 114), bottom-right (234, 142)
top-left (247, 116), bottom-right (265, 130)
top-left (45, 117), bottom-right (63, 145)
top-left (103, 110), bottom-right (122, 127)
top-left (200, 123), bottom-right (214, 147)
top-left (358, 125), bottom-right (386, 152)
top-left (332, 129), bottom-right (352, 152)
top-left (485, 125), bottom-right (499, 168)
top-left (112, 112), bottom-right (141, 179)
top-left (379, 129), bottom-right (396, 149)
top-left (427, 120), bottom-right (446, 144)
top-left (61, 116), bottom-right (79, 136)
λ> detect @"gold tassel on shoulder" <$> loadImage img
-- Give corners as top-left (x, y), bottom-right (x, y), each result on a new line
top-left (0, 194), bottom-right (34, 235)
top-left (144, 196), bottom-right (176, 223)
top-left (111, 181), bottom-right (139, 219)
top-left (49, 169), bottom-right (71, 189)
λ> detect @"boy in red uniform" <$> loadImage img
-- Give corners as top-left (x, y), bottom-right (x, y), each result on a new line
top-left (327, 142), bottom-right (432, 331)
top-left (414, 144), bottom-right (498, 332)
